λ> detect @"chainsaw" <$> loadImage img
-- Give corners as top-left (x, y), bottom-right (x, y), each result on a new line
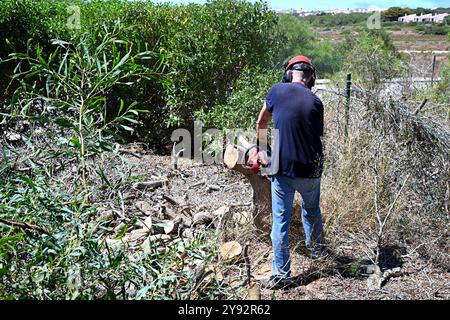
top-left (243, 144), bottom-right (271, 173)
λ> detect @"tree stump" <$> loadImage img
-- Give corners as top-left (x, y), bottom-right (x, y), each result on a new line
top-left (223, 136), bottom-right (302, 238)
top-left (224, 140), bottom-right (272, 235)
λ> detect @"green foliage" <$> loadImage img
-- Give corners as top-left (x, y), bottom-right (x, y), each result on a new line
top-left (415, 23), bottom-right (450, 35)
top-left (4, 22), bottom-right (169, 190)
top-left (342, 29), bottom-right (406, 87)
top-left (196, 67), bottom-right (279, 129)
top-left (0, 0), bottom-right (281, 147)
top-left (436, 63), bottom-right (450, 105)
top-left (303, 41), bottom-right (346, 77)
top-left (274, 14), bottom-right (314, 66)
top-left (413, 60), bottom-right (450, 105)
top-left (383, 7), bottom-right (412, 21)
top-left (0, 21), bottom-right (234, 299)
top-left (155, 0), bottom-right (280, 127)
top-left (299, 12), bottom-right (372, 28)
top-left (275, 14), bottom-right (345, 76)
top-left (0, 168), bottom-right (231, 299)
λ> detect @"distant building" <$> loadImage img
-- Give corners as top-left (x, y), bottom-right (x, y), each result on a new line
top-left (428, 13), bottom-right (450, 23)
top-left (399, 14), bottom-right (419, 23)
top-left (398, 13), bottom-right (449, 23)
top-left (274, 7), bottom-right (385, 17)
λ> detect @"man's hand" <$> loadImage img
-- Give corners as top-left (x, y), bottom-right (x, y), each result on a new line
top-left (245, 147), bottom-right (270, 173)
top-left (256, 101), bottom-right (271, 146)
top-left (248, 147), bottom-right (270, 165)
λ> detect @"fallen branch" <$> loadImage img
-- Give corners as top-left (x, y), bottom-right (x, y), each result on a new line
top-left (243, 242), bottom-right (251, 286)
top-left (0, 218), bottom-right (50, 235)
top-left (163, 194), bottom-right (180, 206)
top-left (189, 180), bottom-right (205, 189)
top-left (118, 148), bottom-right (142, 159)
top-left (413, 98), bottom-right (428, 115)
top-left (133, 180), bottom-right (167, 190)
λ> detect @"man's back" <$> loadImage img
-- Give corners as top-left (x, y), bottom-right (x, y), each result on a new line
top-left (266, 82), bottom-right (324, 178)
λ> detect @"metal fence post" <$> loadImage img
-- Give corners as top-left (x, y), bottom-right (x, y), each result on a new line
top-left (431, 55), bottom-right (436, 87)
top-left (345, 73), bottom-right (352, 140)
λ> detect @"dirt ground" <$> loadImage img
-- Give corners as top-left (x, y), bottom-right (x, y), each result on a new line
top-left (116, 146), bottom-right (450, 300)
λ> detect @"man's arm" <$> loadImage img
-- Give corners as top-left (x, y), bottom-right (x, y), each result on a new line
top-left (256, 101), bottom-right (272, 146)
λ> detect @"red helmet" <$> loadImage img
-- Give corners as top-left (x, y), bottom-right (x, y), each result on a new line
top-left (285, 55), bottom-right (313, 71)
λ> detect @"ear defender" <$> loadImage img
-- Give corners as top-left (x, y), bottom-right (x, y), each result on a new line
top-left (282, 70), bottom-right (292, 83)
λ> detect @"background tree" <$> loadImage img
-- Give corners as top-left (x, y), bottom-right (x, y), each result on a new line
top-left (383, 7), bottom-right (412, 21)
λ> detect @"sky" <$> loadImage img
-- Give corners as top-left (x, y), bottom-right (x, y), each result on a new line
top-left (151, 0), bottom-right (450, 10)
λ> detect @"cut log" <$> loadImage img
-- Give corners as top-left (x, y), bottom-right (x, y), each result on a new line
top-left (135, 201), bottom-right (154, 216)
top-left (148, 234), bottom-right (171, 242)
top-left (141, 216), bottom-right (153, 232)
top-left (247, 283), bottom-right (261, 300)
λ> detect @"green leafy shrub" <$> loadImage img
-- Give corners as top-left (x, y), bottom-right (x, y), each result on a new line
top-left (0, 0), bottom-right (281, 147)
top-left (413, 60), bottom-right (450, 105)
top-left (0, 21), bottom-right (236, 300)
top-left (299, 12), bottom-right (372, 28)
top-left (274, 14), bottom-right (314, 66)
top-left (274, 14), bottom-right (345, 77)
top-left (342, 29), bottom-right (406, 88)
top-left (415, 23), bottom-right (450, 35)
top-left (195, 67), bottom-right (280, 130)
top-left (4, 22), bottom-right (169, 191)
top-left (0, 168), bottom-right (232, 299)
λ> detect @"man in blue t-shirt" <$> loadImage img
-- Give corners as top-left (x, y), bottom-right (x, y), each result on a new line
top-left (256, 55), bottom-right (326, 290)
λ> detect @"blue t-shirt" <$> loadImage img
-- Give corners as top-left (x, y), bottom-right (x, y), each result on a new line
top-left (265, 82), bottom-right (324, 178)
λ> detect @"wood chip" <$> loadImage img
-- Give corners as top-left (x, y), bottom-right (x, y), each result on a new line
top-left (247, 283), bottom-right (261, 300)
top-left (213, 206), bottom-right (230, 217)
top-left (220, 241), bottom-right (242, 260)
top-left (135, 201), bottom-right (154, 216)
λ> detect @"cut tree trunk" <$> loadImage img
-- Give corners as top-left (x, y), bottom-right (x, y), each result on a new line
top-left (224, 136), bottom-right (302, 237)
top-left (224, 137), bottom-right (272, 234)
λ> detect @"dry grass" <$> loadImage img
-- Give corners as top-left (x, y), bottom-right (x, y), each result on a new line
top-left (319, 85), bottom-right (449, 272)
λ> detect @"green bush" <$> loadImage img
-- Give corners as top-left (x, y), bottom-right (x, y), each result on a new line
top-left (0, 0), bottom-right (281, 147)
top-left (0, 168), bottom-right (231, 299)
top-left (4, 22), bottom-right (169, 190)
top-left (414, 60), bottom-right (450, 105)
top-left (299, 12), bottom-right (372, 28)
top-left (195, 67), bottom-right (280, 130)
top-left (342, 29), bottom-right (406, 87)
top-left (274, 14), bottom-right (314, 66)
top-left (275, 14), bottom-right (345, 77)
top-left (383, 7), bottom-right (412, 21)
top-left (415, 23), bottom-right (450, 35)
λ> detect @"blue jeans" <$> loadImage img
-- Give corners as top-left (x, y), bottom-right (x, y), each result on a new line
top-left (270, 175), bottom-right (324, 279)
